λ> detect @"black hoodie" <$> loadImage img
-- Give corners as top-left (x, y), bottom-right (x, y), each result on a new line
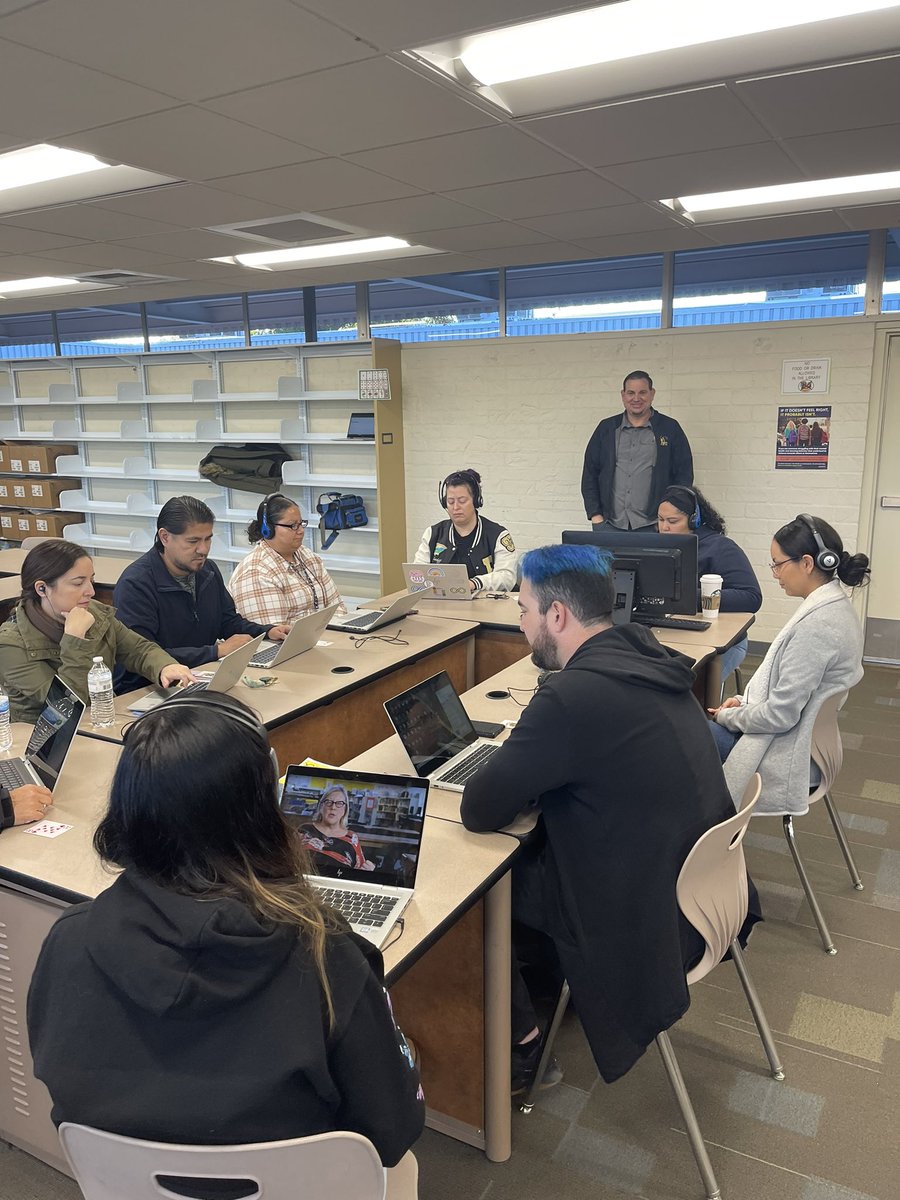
top-left (27, 871), bottom-right (424, 1165)
top-left (462, 623), bottom-right (748, 1082)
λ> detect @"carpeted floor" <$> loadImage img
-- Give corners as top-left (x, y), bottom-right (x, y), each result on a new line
top-left (4, 660), bottom-right (898, 1200)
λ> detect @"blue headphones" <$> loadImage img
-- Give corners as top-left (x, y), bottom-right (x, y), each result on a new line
top-left (258, 493), bottom-right (286, 540)
top-left (681, 487), bottom-right (701, 530)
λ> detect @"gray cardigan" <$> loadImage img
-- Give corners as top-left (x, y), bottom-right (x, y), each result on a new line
top-left (716, 581), bottom-right (864, 816)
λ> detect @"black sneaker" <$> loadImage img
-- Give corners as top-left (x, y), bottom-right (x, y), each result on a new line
top-left (511, 1039), bottom-right (564, 1095)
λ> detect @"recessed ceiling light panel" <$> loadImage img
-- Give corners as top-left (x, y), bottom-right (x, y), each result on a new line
top-left (210, 236), bottom-right (439, 271)
top-left (666, 170), bottom-right (900, 222)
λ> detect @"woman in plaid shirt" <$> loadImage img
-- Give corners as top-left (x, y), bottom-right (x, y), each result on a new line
top-left (229, 493), bottom-right (346, 624)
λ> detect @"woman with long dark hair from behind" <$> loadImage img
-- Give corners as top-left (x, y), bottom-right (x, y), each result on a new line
top-left (709, 515), bottom-right (869, 817)
top-left (26, 692), bottom-right (424, 1187)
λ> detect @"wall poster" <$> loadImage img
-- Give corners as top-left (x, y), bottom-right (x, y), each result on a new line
top-left (776, 405), bottom-right (831, 470)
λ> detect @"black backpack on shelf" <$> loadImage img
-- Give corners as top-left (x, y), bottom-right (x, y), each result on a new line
top-left (198, 444), bottom-right (292, 495)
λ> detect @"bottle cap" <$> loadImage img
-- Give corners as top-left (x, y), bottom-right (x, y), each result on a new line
top-left (92, 656), bottom-right (104, 663)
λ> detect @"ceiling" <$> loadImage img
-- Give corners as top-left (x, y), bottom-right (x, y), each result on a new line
top-left (0, 0), bottom-right (899, 315)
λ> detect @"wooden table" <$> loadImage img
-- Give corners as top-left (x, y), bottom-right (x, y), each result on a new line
top-left (646, 611), bottom-right (756, 707)
top-left (363, 589), bottom-right (528, 682)
top-left (0, 726), bottom-right (520, 1172)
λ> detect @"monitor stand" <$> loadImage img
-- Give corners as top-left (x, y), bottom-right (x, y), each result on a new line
top-left (611, 564), bottom-right (636, 625)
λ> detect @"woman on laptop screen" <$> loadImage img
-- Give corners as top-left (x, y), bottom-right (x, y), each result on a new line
top-left (228, 492), bottom-right (346, 624)
top-left (414, 467), bottom-right (518, 592)
top-left (0, 541), bottom-right (194, 723)
top-left (298, 784), bottom-right (376, 871)
top-left (27, 691), bottom-right (424, 1176)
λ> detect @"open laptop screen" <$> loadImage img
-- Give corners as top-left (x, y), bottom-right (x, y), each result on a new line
top-left (25, 676), bottom-right (85, 789)
top-left (280, 766), bottom-right (428, 889)
top-left (384, 671), bottom-right (477, 778)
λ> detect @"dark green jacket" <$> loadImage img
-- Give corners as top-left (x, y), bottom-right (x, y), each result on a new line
top-left (0, 601), bottom-right (174, 724)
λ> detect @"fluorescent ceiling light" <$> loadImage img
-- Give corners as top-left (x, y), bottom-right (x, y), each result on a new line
top-left (667, 170), bottom-right (900, 222)
top-left (0, 276), bottom-right (82, 296)
top-left (410, 1), bottom-right (900, 115)
top-left (0, 143), bottom-right (113, 193)
top-left (213, 236), bottom-right (414, 269)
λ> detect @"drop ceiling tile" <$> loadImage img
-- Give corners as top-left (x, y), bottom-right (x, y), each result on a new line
top-left (526, 87), bottom-right (770, 167)
top-left (320, 194), bottom-right (489, 235)
top-left (0, 37), bottom-right (178, 141)
top-left (837, 201), bottom-right (900, 230)
top-left (698, 211), bottom-right (854, 245)
top-left (1, 0), bottom-right (372, 103)
top-left (34, 243), bottom-right (180, 270)
top-left (91, 185), bottom-right (295, 227)
top-left (292, 0), bottom-right (582, 51)
top-left (0, 253), bottom-right (91, 275)
top-left (412, 222), bottom-right (548, 252)
top-left (575, 228), bottom-right (716, 256)
top-left (207, 58), bottom-right (496, 156)
top-left (523, 204), bottom-right (677, 240)
top-left (350, 126), bottom-right (577, 192)
top-left (56, 108), bottom-right (319, 182)
top-left (465, 241), bottom-right (588, 267)
top-left (113, 229), bottom-right (274, 259)
top-left (211, 158), bottom-right (423, 210)
top-left (783, 125), bottom-right (900, 179)
top-left (603, 142), bottom-right (803, 202)
top-left (5, 204), bottom-right (183, 241)
top-left (0, 226), bottom-right (88, 254)
top-left (445, 171), bottom-right (634, 219)
top-left (736, 57), bottom-right (900, 140)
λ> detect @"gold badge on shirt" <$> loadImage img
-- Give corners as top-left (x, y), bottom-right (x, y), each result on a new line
top-left (500, 533), bottom-right (516, 553)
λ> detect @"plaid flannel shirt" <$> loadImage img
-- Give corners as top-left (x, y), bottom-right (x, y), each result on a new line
top-left (228, 541), bottom-right (346, 624)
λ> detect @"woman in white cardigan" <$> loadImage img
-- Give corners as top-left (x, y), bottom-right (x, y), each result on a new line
top-left (709, 514), bottom-right (870, 817)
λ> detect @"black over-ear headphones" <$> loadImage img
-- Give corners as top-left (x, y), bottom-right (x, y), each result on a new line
top-left (797, 513), bottom-right (840, 573)
top-left (438, 470), bottom-right (483, 511)
top-left (682, 487), bottom-right (701, 530)
top-left (258, 493), bottom-right (286, 540)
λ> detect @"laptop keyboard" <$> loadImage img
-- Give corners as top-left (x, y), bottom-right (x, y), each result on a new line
top-left (169, 681), bottom-right (210, 699)
top-left (314, 887), bottom-right (398, 929)
top-left (0, 760), bottom-right (31, 790)
top-left (438, 742), bottom-right (502, 786)
top-left (249, 643), bottom-right (279, 668)
top-left (338, 610), bottom-right (380, 630)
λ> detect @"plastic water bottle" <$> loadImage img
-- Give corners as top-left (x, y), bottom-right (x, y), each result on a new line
top-left (87, 657), bottom-right (115, 728)
top-left (0, 685), bottom-right (12, 752)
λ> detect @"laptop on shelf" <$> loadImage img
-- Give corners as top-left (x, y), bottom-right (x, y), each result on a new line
top-left (327, 586), bottom-right (428, 633)
top-left (402, 562), bottom-right (474, 601)
top-left (279, 764), bottom-right (429, 947)
top-left (0, 676), bottom-right (84, 794)
top-left (248, 603), bottom-right (340, 668)
top-left (384, 670), bottom-right (504, 793)
top-left (126, 634), bottom-right (266, 714)
top-left (347, 412), bottom-right (375, 439)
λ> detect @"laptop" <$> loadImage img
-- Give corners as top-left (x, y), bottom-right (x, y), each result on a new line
top-left (279, 764), bottom-right (428, 947)
top-left (0, 676), bottom-right (84, 793)
top-left (248, 603), bottom-right (340, 668)
top-left (347, 411), bottom-right (375, 439)
top-left (126, 633), bottom-right (266, 714)
top-left (402, 562), bottom-right (474, 601)
top-left (384, 670), bottom-right (504, 793)
top-left (327, 586), bottom-right (428, 633)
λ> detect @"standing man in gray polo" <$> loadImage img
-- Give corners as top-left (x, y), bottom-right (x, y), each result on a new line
top-left (581, 371), bottom-right (693, 530)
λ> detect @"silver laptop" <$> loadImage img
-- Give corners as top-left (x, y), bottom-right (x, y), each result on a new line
top-left (279, 764), bottom-right (429, 947)
top-left (327, 586), bottom-right (429, 633)
top-left (402, 562), bottom-right (474, 601)
top-left (126, 633), bottom-right (266, 714)
top-left (0, 676), bottom-right (85, 793)
top-left (248, 603), bottom-right (340, 668)
top-left (384, 670), bottom-right (503, 793)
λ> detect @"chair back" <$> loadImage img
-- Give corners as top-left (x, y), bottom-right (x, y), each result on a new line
top-left (808, 691), bottom-right (847, 805)
top-left (59, 1123), bottom-right (387, 1200)
top-left (20, 536), bottom-right (65, 553)
top-left (676, 775), bottom-right (761, 987)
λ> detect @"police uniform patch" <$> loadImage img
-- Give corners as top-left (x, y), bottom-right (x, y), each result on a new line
top-left (500, 533), bottom-right (516, 553)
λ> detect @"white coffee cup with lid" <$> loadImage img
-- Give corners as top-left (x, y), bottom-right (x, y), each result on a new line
top-left (700, 574), bottom-right (724, 618)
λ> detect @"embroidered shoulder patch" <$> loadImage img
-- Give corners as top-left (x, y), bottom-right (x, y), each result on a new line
top-left (500, 533), bottom-right (516, 553)
top-left (658, 436), bottom-right (668, 446)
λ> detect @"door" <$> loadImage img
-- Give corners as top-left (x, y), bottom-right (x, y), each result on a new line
top-left (865, 334), bottom-right (900, 663)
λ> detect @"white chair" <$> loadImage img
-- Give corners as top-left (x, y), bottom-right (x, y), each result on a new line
top-left (781, 690), bottom-right (864, 956)
top-left (59, 1122), bottom-right (419, 1200)
top-left (20, 535), bottom-right (66, 552)
top-left (522, 775), bottom-right (781, 1200)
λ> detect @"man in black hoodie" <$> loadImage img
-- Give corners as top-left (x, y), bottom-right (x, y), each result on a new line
top-left (461, 543), bottom-right (744, 1090)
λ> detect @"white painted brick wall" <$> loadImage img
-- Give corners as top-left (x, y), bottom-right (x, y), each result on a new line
top-left (401, 319), bottom-right (877, 644)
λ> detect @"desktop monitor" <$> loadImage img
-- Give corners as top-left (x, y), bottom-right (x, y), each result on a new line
top-left (561, 530), bottom-right (699, 620)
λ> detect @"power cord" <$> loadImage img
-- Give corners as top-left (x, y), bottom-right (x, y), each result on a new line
top-left (382, 916), bottom-right (406, 951)
top-left (349, 629), bottom-right (410, 649)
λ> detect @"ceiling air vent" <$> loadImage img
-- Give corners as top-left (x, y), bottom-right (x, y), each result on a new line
top-left (75, 270), bottom-right (181, 286)
top-left (209, 213), bottom-right (364, 246)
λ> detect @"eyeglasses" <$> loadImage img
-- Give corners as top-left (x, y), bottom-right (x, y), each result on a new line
top-left (769, 556), bottom-right (798, 574)
top-left (276, 520), bottom-right (308, 531)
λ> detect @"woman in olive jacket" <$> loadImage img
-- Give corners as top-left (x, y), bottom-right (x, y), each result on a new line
top-left (0, 541), bottom-right (193, 723)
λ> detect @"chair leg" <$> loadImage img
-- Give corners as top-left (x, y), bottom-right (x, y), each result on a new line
top-left (656, 1031), bottom-right (722, 1200)
top-left (519, 982), bottom-right (570, 1114)
top-left (821, 792), bottom-right (864, 890)
top-left (733, 668), bottom-right (744, 694)
top-left (782, 815), bottom-right (837, 954)
top-left (729, 939), bottom-right (784, 1080)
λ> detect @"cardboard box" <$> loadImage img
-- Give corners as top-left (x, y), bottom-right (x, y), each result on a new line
top-left (0, 477), bottom-right (79, 507)
top-left (0, 444), bottom-right (8, 473)
top-left (0, 509), bottom-right (29, 539)
top-left (5, 443), bottom-right (78, 474)
top-left (28, 512), bottom-right (82, 538)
